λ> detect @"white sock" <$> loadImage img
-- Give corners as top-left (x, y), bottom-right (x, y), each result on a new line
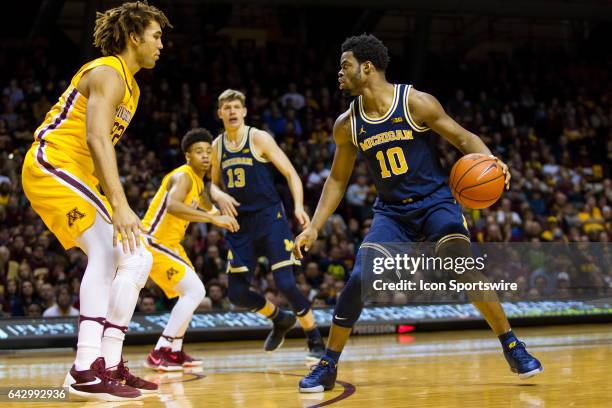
top-left (101, 327), bottom-right (124, 369)
top-left (75, 321), bottom-right (104, 371)
top-left (155, 335), bottom-right (172, 350)
top-left (74, 214), bottom-right (116, 371)
top-left (161, 269), bottom-right (205, 352)
top-left (172, 338), bottom-right (184, 352)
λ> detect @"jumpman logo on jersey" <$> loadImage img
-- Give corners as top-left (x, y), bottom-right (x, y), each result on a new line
top-left (242, 148), bottom-right (250, 153)
top-left (391, 116), bottom-right (404, 124)
top-left (166, 267), bottom-right (179, 280)
top-left (66, 207), bottom-right (85, 227)
top-left (359, 125), bottom-right (366, 135)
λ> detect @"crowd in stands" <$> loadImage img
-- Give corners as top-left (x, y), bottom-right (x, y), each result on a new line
top-left (0, 15), bottom-right (611, 318)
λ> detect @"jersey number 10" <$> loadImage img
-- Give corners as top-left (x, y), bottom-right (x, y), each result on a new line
top-left (375, 147), bottom-right (408, 178)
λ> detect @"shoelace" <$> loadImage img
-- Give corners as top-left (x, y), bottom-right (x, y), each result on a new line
top-left (508, 342), bottom-right (531, 363)
top-left (107, 360), bottom-right (132, 381)
top-left (94, 364), bottom-right (123, 386)
top-left (117, 360), bottom-right (132, 380)
top-left (306, 361), bottom-right (330, 378)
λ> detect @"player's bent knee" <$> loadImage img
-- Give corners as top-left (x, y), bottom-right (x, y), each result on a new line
top-left (227, 281), bottom-right (249, 304)
top-left (190, 278), bottom-right (206, 304)
top-left (435, 235), bottom-right (471, 259)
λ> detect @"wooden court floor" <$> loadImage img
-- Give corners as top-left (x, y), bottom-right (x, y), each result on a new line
top-left (0, 324), bottom-right (610, 407)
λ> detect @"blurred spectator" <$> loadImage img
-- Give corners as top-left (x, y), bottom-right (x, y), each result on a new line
top-left (138, 293), bottom-right (157, 313)
top-left (207, 280), bottom-right (230, 311)
top-left (43, 286), bottom-right (79, 317)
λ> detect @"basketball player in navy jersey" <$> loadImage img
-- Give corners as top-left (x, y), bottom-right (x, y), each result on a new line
top-left (295, 34), bottom-right (542, 392)
top-left (210, 89), bottom-right (325, 361)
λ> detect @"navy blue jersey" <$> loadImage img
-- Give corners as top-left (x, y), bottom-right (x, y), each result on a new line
top-left (218, 126), bottom-right (281, 212)
top-left (350, 84), bottom-right (447, 203)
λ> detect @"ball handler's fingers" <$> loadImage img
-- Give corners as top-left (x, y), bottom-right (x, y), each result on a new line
top-left (490, 155), bottom-right (511, 190)
top-left (504, 167), bottom-right (512, 190)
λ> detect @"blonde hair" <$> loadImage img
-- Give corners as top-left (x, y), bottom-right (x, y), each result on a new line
top-left (93, 1), bottom-right (172, 56)
top-left (218, 89), bottom-right (246, 108)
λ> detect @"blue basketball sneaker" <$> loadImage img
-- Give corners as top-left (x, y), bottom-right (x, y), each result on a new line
top-left (503, 338), bottom-right (543, 379)
top-left (298, 356), bottom-right (337, 393)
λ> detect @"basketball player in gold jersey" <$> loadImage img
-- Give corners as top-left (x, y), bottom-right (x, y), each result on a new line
top-left (21, 2), bottom-right (170, 401)
top-left (142, 128), bottom-right (239, 371)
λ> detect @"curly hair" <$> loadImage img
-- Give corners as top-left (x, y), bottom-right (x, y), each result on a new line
top-left (93, 1), bottom-right (172, 56)
top-left (181, 128), bottom-right (213, 153)
top-left (341, 34), bottom-right (390, 71)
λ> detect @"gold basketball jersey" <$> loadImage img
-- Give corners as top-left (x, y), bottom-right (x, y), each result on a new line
top-left (143, 165), bottom-right (204, 245)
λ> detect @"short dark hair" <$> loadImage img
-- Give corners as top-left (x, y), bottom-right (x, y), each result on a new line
top-left (341, 34), bottom-right (390, 71)
top-left (181, 128), bottom-right (213, 153)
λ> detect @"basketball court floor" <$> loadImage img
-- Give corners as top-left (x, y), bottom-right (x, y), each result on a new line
top-left (1, 324), bottom-right (610, 407)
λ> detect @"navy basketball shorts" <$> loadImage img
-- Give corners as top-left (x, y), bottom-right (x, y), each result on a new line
top-left (226, 201), bottom-right (299, 277)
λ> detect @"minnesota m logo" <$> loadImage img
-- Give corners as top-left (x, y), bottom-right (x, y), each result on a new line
top-left (66, 207), bottom-right (85, 227)
top-left (166, 267), bottom-right (179, 280)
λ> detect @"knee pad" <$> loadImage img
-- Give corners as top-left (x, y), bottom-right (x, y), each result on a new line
top-left (115, 246), bottom-right (153, 289)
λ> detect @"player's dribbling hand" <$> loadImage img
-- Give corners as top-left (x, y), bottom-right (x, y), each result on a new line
top-left (112, 203), bottom-right (144, 254)
top-left (294, 207), bottom-right (310, 229)
top-left (215, 190), bottom-right (240, 217)
top-left (489, 155), bottom-right (511, 190)
top-left (212, 214), bottom-right (240, 233)
top-left (293, 227), bottom-right (318, 259)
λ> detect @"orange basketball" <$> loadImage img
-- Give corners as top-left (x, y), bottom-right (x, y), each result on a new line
top-left (449, 153), bottom-right (505, 209)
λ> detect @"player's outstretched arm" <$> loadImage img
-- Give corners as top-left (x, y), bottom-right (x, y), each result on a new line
top-left (83, 66), bottom-right (142, 253)
top-left (209, 137), bottom-right (240, 216)
top-left (294, 112), bottom-right (357, 258)
top-left (199, 182), bottom-right (219, 214)
top-left (252, 129), bottom-right (309, 228)
top-left (409, 88), bottom-right (510, 189)
top-left (166, 172), bottom-right (239, 232)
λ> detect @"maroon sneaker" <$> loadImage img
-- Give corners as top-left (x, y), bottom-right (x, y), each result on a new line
top-left (171, 348), bottom-right (203, 367)
top-left (107, 359), bottom-right (159, 394)
top-left (63, 357), bottom-right (141, 401)
top-left (144, 347), bottom-right (183, 372)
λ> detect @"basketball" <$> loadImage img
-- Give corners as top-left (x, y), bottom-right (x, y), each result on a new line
top-left (449, 153), bottom-right (505, 209)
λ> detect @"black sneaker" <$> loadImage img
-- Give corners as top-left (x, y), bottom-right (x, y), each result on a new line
top-left (264, 311), bottom-right (297, 352)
